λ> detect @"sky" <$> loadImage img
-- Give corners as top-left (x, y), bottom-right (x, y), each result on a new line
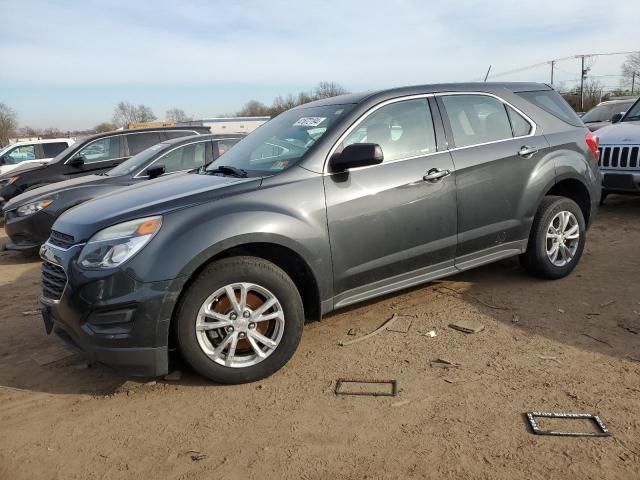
top-left (1, 0), bottom-right (638, 130)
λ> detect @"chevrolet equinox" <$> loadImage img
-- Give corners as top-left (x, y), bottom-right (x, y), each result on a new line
top-left (39, 83), bottom-right (601, 384)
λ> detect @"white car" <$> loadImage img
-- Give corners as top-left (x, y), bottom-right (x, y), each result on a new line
top-left (0, 138), bottom-right (75, 175)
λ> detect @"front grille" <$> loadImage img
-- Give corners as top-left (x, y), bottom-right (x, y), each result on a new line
top-left (49, 230), bottom-right (75, 249)
top-left (599, 145), bottom-right (640, 169)
top-left (42, 261), bottom-right (67, 301)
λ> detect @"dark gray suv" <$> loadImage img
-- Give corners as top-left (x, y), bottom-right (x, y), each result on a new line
top-left (38, 83), bottom-right (601, 384)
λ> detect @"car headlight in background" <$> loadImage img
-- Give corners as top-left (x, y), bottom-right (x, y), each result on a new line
top-left (78, 216), bottom-right (162, 269)
top-left (16, 199), bottom-right (53, 217)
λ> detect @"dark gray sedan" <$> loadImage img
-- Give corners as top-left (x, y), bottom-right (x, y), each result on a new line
top-left (2, 134), bottom-right (243, 253)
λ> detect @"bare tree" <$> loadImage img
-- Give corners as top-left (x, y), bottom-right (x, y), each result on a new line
top-left (559, 79), bottom-right (604, 112)
top-left (237, 81), bottom-right (349, 118)
top-left (112, 102), bottom-right (157, 127)
top-left (0, 103), bottom-right (18, 146)
top-left (314, 81), bottom-right (348, 99)
top-left (94, 122), bottom-right (117, 133)
top-left (621, 52), bottom-right (640, 90)
top-left (166, 108), bottom-right (191, 123)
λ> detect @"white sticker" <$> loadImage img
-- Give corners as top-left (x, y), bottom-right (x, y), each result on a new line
top-left (293, 117), bottom-right (327, 127)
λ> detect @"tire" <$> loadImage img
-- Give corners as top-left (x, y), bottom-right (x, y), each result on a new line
top-left (520, 196), bottom-right (586, 279)
top-left (174, 256), bottom-right (304, 384)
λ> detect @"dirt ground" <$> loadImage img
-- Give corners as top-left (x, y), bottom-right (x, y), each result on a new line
top-left (0, 196), bottom-right (639, 480)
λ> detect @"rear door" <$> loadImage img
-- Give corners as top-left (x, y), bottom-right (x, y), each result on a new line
top-left (436, 93), bottom-right (548, 265)
top-left (324, 96), bottom-right (458, 307)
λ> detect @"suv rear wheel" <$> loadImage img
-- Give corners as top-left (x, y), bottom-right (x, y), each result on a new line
top-left (175, 256), bottom-right (304, 384)
top-left (520, 196), bottom-right (586, 279)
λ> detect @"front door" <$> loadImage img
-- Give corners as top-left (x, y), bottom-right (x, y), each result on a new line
top-left (324, 97), bottom-right (458, 308)
top-left (65, 135), bottom-right (125, 177)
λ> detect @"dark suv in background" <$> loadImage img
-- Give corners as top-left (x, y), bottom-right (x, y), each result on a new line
top-left (2, 134), bottom-right (243, 253)
top-left (0, 126), bottom-right (209, 207)
top-left (39, 83), bottom-right (600, 384)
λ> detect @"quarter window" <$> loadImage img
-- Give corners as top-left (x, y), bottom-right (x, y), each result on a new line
top-left (441, 95), bottom-right (513, 148)
top-left (507, 106), bottom-right (532, 137)
top-left (156, 142), bottom-right (207, 174)
top-left (342, 99), bottom-right (436, 162)
top-left (216, 138), bottom-right (241, 158)
top-left (77, 137), bottom-right (120, 163)
top-left (127, 133), bottom-right (164, 155)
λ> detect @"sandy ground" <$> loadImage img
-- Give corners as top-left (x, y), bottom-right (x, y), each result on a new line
top-left (0, 196), bottom-right (639, 479)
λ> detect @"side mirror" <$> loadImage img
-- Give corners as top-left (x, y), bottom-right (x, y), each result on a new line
top-left (146, 164), bottom-right (165, 179)
top-left (611, 113), bottom-right (624, 124)
top-left (0, 155), bottom-right (6, 166)
top-left (69, 155), bottom-right (85, 167)
top-left (330, 143), bottom-right (384, 172)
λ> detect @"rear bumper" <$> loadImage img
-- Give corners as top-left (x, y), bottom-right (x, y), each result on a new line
top-left (4, 209), bottom-right (56, 250)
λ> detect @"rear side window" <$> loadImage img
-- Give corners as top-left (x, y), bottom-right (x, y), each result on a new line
top-left (441, 95), bottom-right (513, 148)
top-left (127, 132), bottom-right (164, 155)
top-left (215, 138), bottom-right (241, 158)
top-left (42, 142), bottom-right (69, 158)
top-left (342, 98), bottom-right (437, 162)
top-left (507, 106), bottom-right (532, 137)
top-left (517, 90), bottom-right (582, 126)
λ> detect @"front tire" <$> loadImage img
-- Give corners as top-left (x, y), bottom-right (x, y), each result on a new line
top-left (174, 256), bottom-right (304, 384)
top-left (520, 196), bottom-right (586, 279)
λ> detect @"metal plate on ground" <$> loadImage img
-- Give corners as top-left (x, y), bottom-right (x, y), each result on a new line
top-left (335, 378), bottom-right (398, 397)
top-left (526, 412), bottom-right (611, 437)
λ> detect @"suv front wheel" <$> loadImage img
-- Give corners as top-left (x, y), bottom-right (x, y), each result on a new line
top-left (520, 196), bottom-right (586, 279)
top-left (175, 256), bottom-right (304, 384)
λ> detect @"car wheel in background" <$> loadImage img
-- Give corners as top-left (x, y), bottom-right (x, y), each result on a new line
top-left (174, 256), bottom-right (304, 384)
top-left (520, 196), bottom-right (586, 279)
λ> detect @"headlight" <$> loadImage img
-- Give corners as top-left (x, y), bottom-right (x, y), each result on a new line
top-left (78, 216), bottom-right (162, 269)
top-left (16, 199), bottom-right (53, 217)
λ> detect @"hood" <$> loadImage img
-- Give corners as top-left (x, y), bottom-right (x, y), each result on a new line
top-left (54, 172), bottom-right (262, 241)
top-left (584, 121), bottom-right (610, 132)
top-left (4, 174), bottom-right (129, 211)
top-left (596, 121), bottom-right (640, 145)
top-left (0, 161), bottom-right (47, 180)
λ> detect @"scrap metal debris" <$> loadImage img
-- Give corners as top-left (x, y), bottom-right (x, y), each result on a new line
top-left (600, 300), bottom-right (616, 308)
top-left (581, 333), bottom-right (613, 348)
top-left (420, 330), bottom-right (437, 337)
top-left (334, 378), bottom-right (397, 397)
top-left (188, 451), bottom-right (208, 461)
top-left (430, 358), bottom-right (461, 369)
top-left (339, 313), bottom-right (410, 346)
top-left (436, 284), bottom-right (509, 311)
top-left (537, 355), bottom-right (561, 364)
top-left (22, 309), bottom-right (41, 316)
top-left (526, 412), bottom-right (611, 437)
top-left (449, 320), bottom-right (485, 334)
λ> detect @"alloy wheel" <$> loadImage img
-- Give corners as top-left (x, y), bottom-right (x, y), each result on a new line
top-left (545, 210), bottom-right (580, 267)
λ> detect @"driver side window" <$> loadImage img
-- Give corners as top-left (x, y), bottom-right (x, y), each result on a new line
top-left (77, 137), bottom-right (121, 163)
top-left (342, 99), bottom-right (436, 162)
top-left (157, 142), bottom-right (207, 174)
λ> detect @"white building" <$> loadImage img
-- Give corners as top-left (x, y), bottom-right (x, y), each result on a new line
top-left (179, 116), bottom-right (270, 135)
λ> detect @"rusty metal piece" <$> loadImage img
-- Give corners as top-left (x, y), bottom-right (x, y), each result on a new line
top-left (334, 378), bottom-right (398, 397)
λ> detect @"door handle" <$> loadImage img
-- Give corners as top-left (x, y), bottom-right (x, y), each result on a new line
top-left (423, 168), bottom-right (451, 182)
top-left (518, 145), bottom-right (539, 158)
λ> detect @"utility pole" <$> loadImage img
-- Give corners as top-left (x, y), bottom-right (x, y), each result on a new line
top-left (579, 55), bottom-right (589, 111)
top-left (550, 60), bottom-right (555, 85)
top-left (633, 72), bottom-right (636, 95)
top-left (484, 65), bottom-right (492, 82)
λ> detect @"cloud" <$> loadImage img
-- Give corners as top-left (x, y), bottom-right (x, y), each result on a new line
top-left (1, 0), bottom-right (637, 89)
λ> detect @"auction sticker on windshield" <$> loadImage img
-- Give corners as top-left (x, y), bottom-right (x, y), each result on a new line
top-left (293, 117), bottom-right (327, 127)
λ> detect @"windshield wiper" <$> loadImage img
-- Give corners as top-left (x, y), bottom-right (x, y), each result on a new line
top-left (205, 165), bottom-right (248, 178)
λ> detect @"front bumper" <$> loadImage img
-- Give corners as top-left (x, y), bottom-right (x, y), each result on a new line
top-left (39, 242), bottom-right (187, 377)
top-left (600, 170), bottom-right (640, 194)
top-left (4, 209), bottom-right (56, 251)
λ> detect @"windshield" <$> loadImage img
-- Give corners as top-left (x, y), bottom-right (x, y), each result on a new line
top-left (204, 104), bottom-right (352, 175)
top-left (107, 142), bottom-right (169, 176)
top-left (582, 102), bottom-right (634, 123)
top-left (623, 99), bottom-right (640, 121)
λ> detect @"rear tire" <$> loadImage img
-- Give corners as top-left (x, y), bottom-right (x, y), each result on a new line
top-left (520, 196), bottom-right (586, 279)
top-left (175, 256), bottom-right (304, 384)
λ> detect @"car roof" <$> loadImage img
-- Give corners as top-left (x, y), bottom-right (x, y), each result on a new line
top-left (299, 82), bottom-right (553, 108)
top-left (160, 132), bottom-right (247, 147)
top-left (78, 126), bottom-right (211, 144)
top-left (7, 138), bottom-right (73, 146)
top-left (597, 99), bottom-right (637, 105)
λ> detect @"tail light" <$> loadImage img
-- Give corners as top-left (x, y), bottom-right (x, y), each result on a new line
top-left (585, 131), bottom-right (600, 162)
